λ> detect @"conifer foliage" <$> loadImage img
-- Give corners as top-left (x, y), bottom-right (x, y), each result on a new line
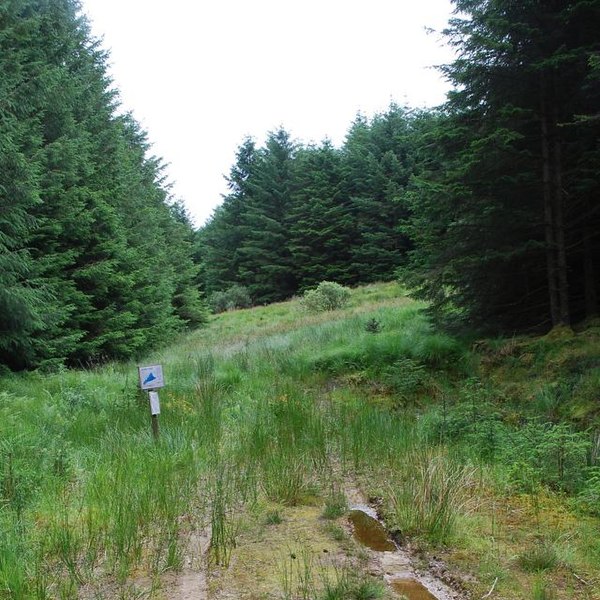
top-left (4, 0), bottom-right (598, 371)
top-left (199, 105), bottom-right (418, 303)
top-left (403, 0), bottom-right (600, 331)
top-left (0, 0), bottom-right (207, 370)
top-left (199, 2), bottom-right (599, 334)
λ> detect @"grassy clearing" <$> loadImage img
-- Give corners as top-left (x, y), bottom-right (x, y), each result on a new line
top-left (0, 282), bottom-right (599, 598)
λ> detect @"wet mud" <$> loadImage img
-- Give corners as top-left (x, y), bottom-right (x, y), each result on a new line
top-left (348, 508), bottom-right (396, 552)
top-left (390, 577), bottom-right (439, 599)
top-left (348, 506), bottom-right (460, 600)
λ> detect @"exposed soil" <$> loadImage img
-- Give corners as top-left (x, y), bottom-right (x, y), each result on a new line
top-left (344, 483), bottom-right (466, 600)
top-left (160, 530), bottom-right (210, 600)
top-left (124, 476), bottom-right (471, 599)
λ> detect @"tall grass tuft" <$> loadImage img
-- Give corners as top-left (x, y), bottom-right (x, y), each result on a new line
top-left (518, 541), bottom-right (558, 573)
top-left (209, 465), bottom-right (240, 567)
top-left (322, 482), bottom-right (347, 520)
top-left (262, 450), bottom-right (312, 506)
top-left (532, 575), bottom-right (555, 599)
top-left (319, 564), bottom-right (386, 600)
top-left (387, 448), bottom-right (475, 545)
top-left (0, 516), bottom-right (30, 598)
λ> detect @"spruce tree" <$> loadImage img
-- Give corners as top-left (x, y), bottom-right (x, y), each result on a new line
top-left (0, 123), bottom-right (43, 368)
top-left (236, 128), bottom-right (297, 303)
top-left (404, 0), bottom-right (600, 331)
top-left (288, 141), bottom-right (350, 289)
top-left (201, 137), bottom-right (258, 295)
top-left (0, 0), bottom-right (209, 368)
top-left (343, 105), bottom-right (414, 282)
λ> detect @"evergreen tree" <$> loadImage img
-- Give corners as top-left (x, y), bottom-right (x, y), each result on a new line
top-left (201, 137), bottom-right (258, 295)
top-left (288, 141), bottom-right (351, 289)
top-left (0, 120), bottom-right (43, 369)
top-left (404, 0), bottom-right (600, 331)
top-left (0, 0), bottom-right (208, 369)
top-left (0, 0), bottom-right (52, 367)
top-left (166, 199), bottom-right (209, 326)
top-left (343, 105), bottom-right (414, 282)
top-left (236, 128), bottom-right (297, 303)
top-left (199, 110), bottom-right (421, 301)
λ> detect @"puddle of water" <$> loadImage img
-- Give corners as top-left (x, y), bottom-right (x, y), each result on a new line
top-left (348, 509), bottom-right (396, 552)
top-left (350, 503), bottom-right (378, 518)
top-left (390, 578), bottom-right (439, 600)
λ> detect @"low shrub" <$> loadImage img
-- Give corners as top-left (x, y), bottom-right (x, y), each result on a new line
top-left (504, 421), bottom-right (590, 494)
top-left (209, 285), bottom-right (252, 313)
top-left (574, 466), bottom-right (600, 515)
top-left (382, 357), bottom-right (426, 399)
top-left (364, 318), bottom-right (383, 334)
top-left (302, 282), bottom-right (351, 313)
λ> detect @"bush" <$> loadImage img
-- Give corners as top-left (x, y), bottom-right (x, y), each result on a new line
top-left (504, 421), bottom-right (590, 493)
top-left (382, 357), bottom-right (425, 399)
top-left (301, 282), bottom-right (351, 313)
top-left (209, 285), bottom-right (252, 313)
top-left (575, 467), bottom-right (600, 515)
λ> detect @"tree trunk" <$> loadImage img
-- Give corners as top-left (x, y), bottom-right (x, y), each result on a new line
top-left (551, 121), bottom-right (570, 326)
top-left (541, 74), bottom-right (561, 327)
top-left (583, 208), bottom-right (598, 318)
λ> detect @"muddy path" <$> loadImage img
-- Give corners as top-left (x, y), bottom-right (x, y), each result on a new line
top-left (344, 484), bottom-right (466, 600)
top-left (155, 482), bottom-right (469, 600)
top-left (160, 530), bottom-right (210, 600)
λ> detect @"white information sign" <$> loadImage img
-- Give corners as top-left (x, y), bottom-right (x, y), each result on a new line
top-left (138, 364), bottom-right (165, 390)
top-left (149, 391), bottom-right (161, 415)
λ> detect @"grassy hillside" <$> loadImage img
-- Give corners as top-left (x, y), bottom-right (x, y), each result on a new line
top-left (0, 283), bottom-right (598, 599)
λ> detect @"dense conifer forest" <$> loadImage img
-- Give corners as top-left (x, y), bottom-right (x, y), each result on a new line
top-left (0, 0), bottom-right (207, 370)
top-left (1, 0), bottom-right (599, 372)
top-left (198, 0), bottom-right (600, 331)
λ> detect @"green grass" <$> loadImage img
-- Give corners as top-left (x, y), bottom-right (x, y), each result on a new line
top-left (320, 569), bottom-right (386, 600)
top-left (386, 447), bottom-right (476, 545)
top-left (321, 483), bottom-right (348, 520)
top-left (0, 281), bottom-right (599, 598)
top-left (518, 541), bottom-right (559, 573)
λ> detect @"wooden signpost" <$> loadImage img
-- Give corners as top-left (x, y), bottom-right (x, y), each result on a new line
top-left (138, 364), bottom-right (165, 439)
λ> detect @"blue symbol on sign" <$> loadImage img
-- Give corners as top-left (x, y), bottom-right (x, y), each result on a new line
top-left (143, 372), bottom-right (157, 386)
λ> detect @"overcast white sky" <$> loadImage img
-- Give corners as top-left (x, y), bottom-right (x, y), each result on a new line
top-left (81, 0), bottom-right (456, 226)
